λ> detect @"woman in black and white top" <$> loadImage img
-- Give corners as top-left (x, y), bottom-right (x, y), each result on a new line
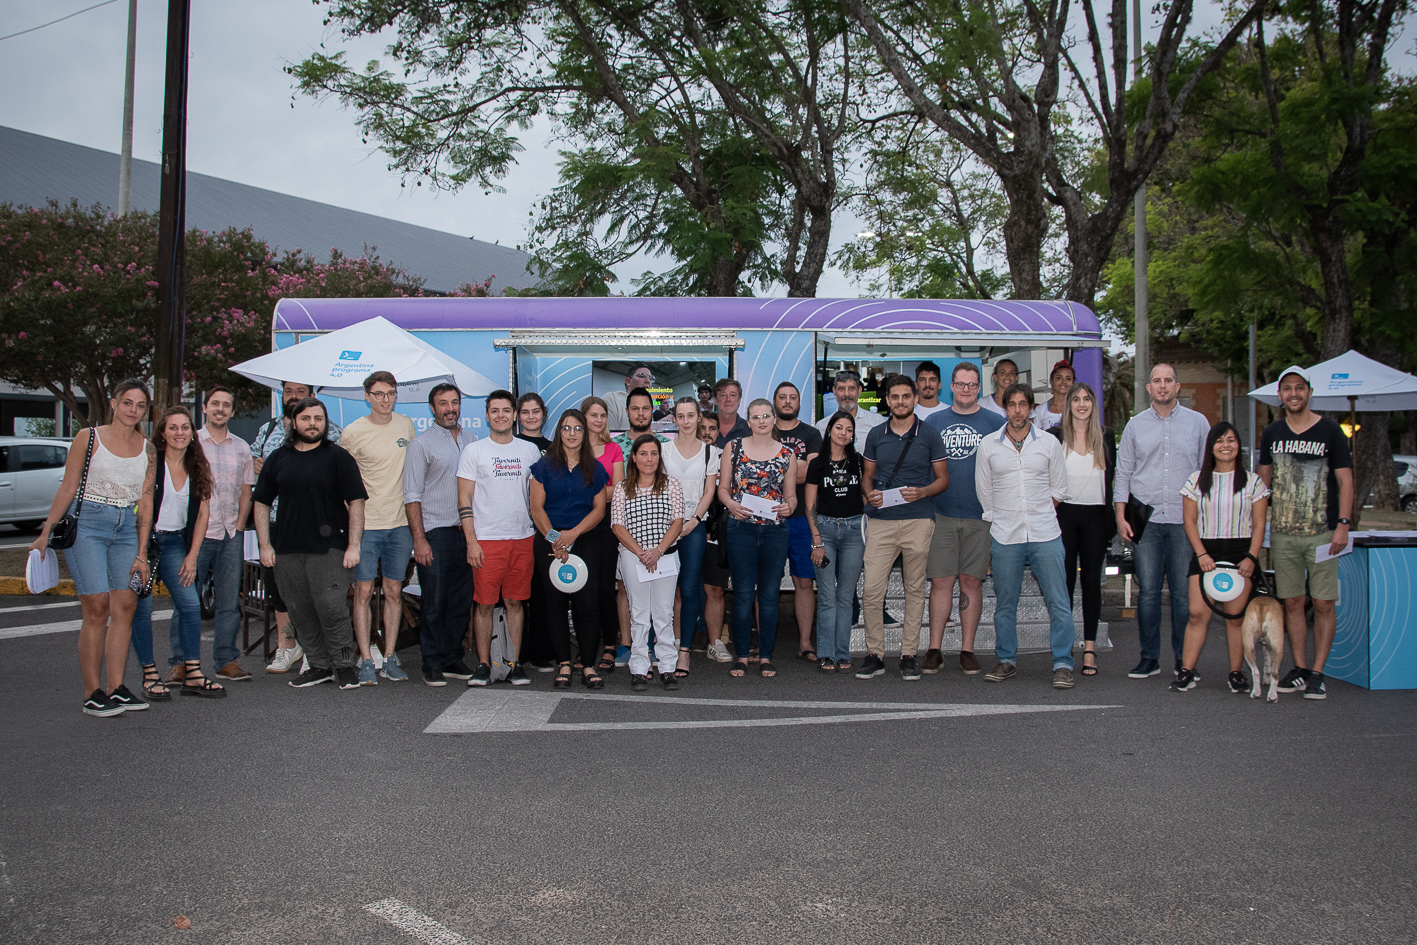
top-left (1048, 382), bottom-right (1115, 676)
top-left (611, 435), bottom-right (685, 690)
top-left (662, 397), bottom-right (720, 679)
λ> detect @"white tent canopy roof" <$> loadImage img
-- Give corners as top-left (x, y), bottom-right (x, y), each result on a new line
top-left (1249, 350), bottom-right (1417, 412)
top-left (231, 315), bottom-right (499, 402)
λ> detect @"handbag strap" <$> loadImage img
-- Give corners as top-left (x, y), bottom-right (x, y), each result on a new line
top-left (72, 427), bottom-right (97, 522)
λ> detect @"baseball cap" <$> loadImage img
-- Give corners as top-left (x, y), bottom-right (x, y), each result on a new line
top-left (1277, 365), bottom-right (1313, 388)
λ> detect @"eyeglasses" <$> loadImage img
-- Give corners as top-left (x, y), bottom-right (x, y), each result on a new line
top-left (368, 391), bottom-right (397, 400)
top-left (630, 372), bottom-right (655, 382)
top-left (560, 425), bottom-right (584, 434)
top-left (952, 381), bottom-right (981, 390)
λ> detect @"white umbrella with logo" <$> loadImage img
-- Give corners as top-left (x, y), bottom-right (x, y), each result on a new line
top-left (230, 315), bottom-right (499, 401)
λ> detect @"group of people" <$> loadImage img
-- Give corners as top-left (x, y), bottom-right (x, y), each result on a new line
top-left (34, 354), bottom-right (1352, 717)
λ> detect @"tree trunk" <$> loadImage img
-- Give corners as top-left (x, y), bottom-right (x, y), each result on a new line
top-left (1310, 214), bottom-right (1356, 358)
top-left (1353, 411), bottom-right (1397, 521)
top-left (998, 170), bottom-right (1047, 299)
top-left (784, 202), bottom-right (832, 298)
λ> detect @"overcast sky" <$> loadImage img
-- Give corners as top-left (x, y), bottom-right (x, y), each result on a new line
top-left (2, 1), bottom-right (1409, 305)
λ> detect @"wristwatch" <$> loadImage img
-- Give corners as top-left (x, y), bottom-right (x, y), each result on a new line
top-left (1337, 518), bottom-right (1352, 526)
top-left (545, 528), bottom-right (562, 543)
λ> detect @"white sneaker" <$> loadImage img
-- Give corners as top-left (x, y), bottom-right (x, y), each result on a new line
top-left (266, 645), bottom-right (304, 673)
top-left (706, 641), bottom-right (733, 663)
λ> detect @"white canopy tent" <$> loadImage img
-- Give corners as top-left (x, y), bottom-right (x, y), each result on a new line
top-left (231, 315), bottom-right (499, 402)
top-left (1250, 350), bottom-right (1417, 411)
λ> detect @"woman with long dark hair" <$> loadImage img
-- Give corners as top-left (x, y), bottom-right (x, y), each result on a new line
top-left (662, 396), bottom-right (720, 678)
top-left (581, 395), bottom-right (625, 673)
top-left (131, 406), bottom-right (222, 698)
top-left (717, 398), bottom-right (797, 678)
top-left (1172, 422), bottom-right (1270, 693)
top-left (1049, 382), bottom-right (1116, 676)
top-left (30, 379), bottom-right (158, 716)
top-left (612, 435), bottom-right (686, 690)
top-left (530, 409), bottom-right (612, 689)
top-left (805, 411), bottom-right (864, 672)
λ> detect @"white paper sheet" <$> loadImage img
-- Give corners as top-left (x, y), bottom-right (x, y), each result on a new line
top-left (634, 552), bottom-right (680, 583)
top-left (26, 549), bottom-right (59, 594)
top-left (880, 487), bottom-right (908, 508)
top-left (244, 529), bottom-right (261, 563)
top-left (1315, 536), bottom-right (1355, 562)
top-left (740, 493), bottom-right (780, 521)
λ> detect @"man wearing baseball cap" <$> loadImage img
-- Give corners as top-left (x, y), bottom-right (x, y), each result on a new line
top-left (1258, 365), bottom-right (1354, 702)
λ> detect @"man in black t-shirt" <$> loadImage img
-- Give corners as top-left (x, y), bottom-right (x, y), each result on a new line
top-left (773, 382), bottom-right (824, 659)
top-left (1258, 366), bottom-right (1354, 702)
top-left (253, 398), bottom-right (370, 690)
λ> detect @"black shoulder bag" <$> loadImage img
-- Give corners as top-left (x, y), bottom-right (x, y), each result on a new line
top-left (48, 429), bottom-right (96, 550)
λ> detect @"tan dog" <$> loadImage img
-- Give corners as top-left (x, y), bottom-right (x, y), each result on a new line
top-left (1241, 595), bottom-right (1286, 702)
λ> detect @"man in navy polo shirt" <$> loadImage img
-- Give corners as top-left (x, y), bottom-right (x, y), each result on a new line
top-left (856, 375), bottom-right (949, 681)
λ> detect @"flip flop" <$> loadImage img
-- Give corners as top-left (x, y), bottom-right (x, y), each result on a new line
top-left (797, 649), bottom-right (817, 661)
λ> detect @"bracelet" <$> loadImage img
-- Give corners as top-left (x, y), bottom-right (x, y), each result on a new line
top-left (1197, 551), bottom-right (1211, 559)
top-left (811, 543), bottom-right (824, 549)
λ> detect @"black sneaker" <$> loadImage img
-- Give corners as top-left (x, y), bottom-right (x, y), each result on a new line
top-left (1302, 672), bottom-right (1327, 700)
top-left (661, 672), bottom-right (679, 691)
top-left (855, 654), bottom-right (886, 679)
top-left (289, 666), bottom-right (334, 688)
top-left (1169, 668), bottom-right (1197, 692)
top-left (1128, 658), bottom-right (1161, 679)
top-left (630, 673), bottom-right (650, 691)
top-left (899, 655), bottom-right (921, 680)
top-left (1277, 667), bottom-right (1308, 692)
top-left (336, 667), bottom-right (361, 689)
top-left (467, 663), bottom-right (492, 687)
top-left (423, 668), bottom-right (448, 687)
top-left (508, 663), bottom-right (530, 686)
top-left (1227, 671), bottom-right (1249, 694)
top-left (82, 689), bottom-right (124, 717)
top-left (442, 660), bottom-right (474, 680)
top-left (108, 684), bottom-right (149, 711)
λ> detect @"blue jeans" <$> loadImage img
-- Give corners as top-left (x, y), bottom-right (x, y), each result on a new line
top-left (990, 537), bottom-right (1075, 670)
top-left (674, 525), bottom-right (708, 647)
top-left (1133, 522), bottom-right (1191, 663)
top-left (63, 502), bottom-right (139, 595)
top-left (725, 517), bottom-right (791, 662)
top-left (130, 532), bottom-right (202, 669)
top-left (416, 526), bottom-right (473, 673)
top-left (183, 534), bottom-right (243, 667)
top-left (813, 514), bottom-right (864, 662)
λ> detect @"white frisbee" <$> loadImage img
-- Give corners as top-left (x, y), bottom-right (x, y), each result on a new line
top-left (549, 554), bottom-right (588, 593)
top-left (1203, 563), bottom-right (1245, 602)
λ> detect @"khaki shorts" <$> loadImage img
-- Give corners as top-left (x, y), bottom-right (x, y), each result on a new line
top-left (1270, 530), bottom-right (1340, 601)
top-left (927, 515), bottom-right (992, 580)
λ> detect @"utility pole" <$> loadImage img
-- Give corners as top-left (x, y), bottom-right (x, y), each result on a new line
top-left (117, 0), bottom-right (137, 216)
top-left (153, 0), bottom-right (191, 410)
top-left (1132, 0), bottom-right (1150, 410)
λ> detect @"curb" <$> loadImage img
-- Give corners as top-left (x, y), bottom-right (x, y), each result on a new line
top-left (0, 577), bottom-right (171, 598)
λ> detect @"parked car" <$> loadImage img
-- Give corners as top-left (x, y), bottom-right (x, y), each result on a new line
top-left (0, 436), bottom-right (72, 530)
top-left (1395, 455), bottom-right (1417, 514)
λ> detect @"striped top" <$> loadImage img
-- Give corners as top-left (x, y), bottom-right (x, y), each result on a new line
top-left (1180, 470), bottom-right (1270, 540)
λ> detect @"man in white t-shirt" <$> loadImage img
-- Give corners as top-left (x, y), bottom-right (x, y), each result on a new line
top-left (913, 361), bottom-right (949, 420)
top-left (815, 368), bottom-right (884, 450)
top-left (457, 389), bottom-right (542, 687)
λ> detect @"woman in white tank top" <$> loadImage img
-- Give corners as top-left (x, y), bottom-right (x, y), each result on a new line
top-left (31, 379), bottom-right (158, 718)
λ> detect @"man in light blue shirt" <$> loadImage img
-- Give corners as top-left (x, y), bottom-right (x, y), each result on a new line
top-left (1113, 363), bottom-right (1210, 680)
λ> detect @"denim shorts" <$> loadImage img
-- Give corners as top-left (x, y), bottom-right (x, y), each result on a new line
top-left (355, 526), bottom-right (414, 583)
top-left (63, 502), bottom-right (140, 595)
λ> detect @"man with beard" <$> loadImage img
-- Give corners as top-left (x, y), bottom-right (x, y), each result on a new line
top-left (404, 384), bottom-right (476, 686)
top-left (772, 382), bottom-right (823, 660)
top-left (913, 361), bottom-right (948, 420)
top-left (604, 363), bottom-right (656, 431)
top-left (253, 398), bottom-right (368, 690)
top-left (815, 369), bottom-right (884, 451)
top-left (922, 362), bottom-right (1004, 675)
top-left (1259, 366), bottom-right (1353, 702)
top-left (612, 388), bottom-right (669, 456)
top-left (196, 386), bottom-right (257, 682)
top-left (856, 375), bottom-right (948, 681)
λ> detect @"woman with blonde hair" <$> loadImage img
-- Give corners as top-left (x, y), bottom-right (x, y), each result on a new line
top-left (1048, 381), bottom-right (1116, 676)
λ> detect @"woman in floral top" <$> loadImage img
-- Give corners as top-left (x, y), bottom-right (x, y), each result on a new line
top-left (611, 435), bottom-right (685, 690)
top-left (716, 398), bottom-right (797, 678)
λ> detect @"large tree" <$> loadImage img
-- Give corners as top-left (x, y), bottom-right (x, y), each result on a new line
top-left (841, 0), bottom-right (1265, 303)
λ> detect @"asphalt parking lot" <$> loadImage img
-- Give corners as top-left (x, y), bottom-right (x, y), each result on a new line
top-left (1, 594), bottom-right (1414, 945)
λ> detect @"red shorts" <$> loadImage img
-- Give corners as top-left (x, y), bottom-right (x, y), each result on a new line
top-left (473, 537), bottom-right (534, 605)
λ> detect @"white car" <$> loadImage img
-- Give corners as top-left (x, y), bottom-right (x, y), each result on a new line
top-left (0, 436), bottom-right (72, 530)
top-left (1395, 454), bottom-right (1417, 514)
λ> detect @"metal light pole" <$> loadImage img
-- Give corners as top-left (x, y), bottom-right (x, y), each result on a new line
top-left (117, 0), bottom-right (137, 216)
top-left (1132, 0), bottom-right (1150, 410)
top-left (153, 0), bottom-right (192, 410)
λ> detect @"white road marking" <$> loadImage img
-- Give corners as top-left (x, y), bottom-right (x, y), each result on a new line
top-left (364, 898), bottom-right (470, 945)
top-left (0, 601), bottom-right (82, 615)
top-left (426, 690), bottom-right (1116, 734)
top-left (0, 611), bottom-right (171, 641)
